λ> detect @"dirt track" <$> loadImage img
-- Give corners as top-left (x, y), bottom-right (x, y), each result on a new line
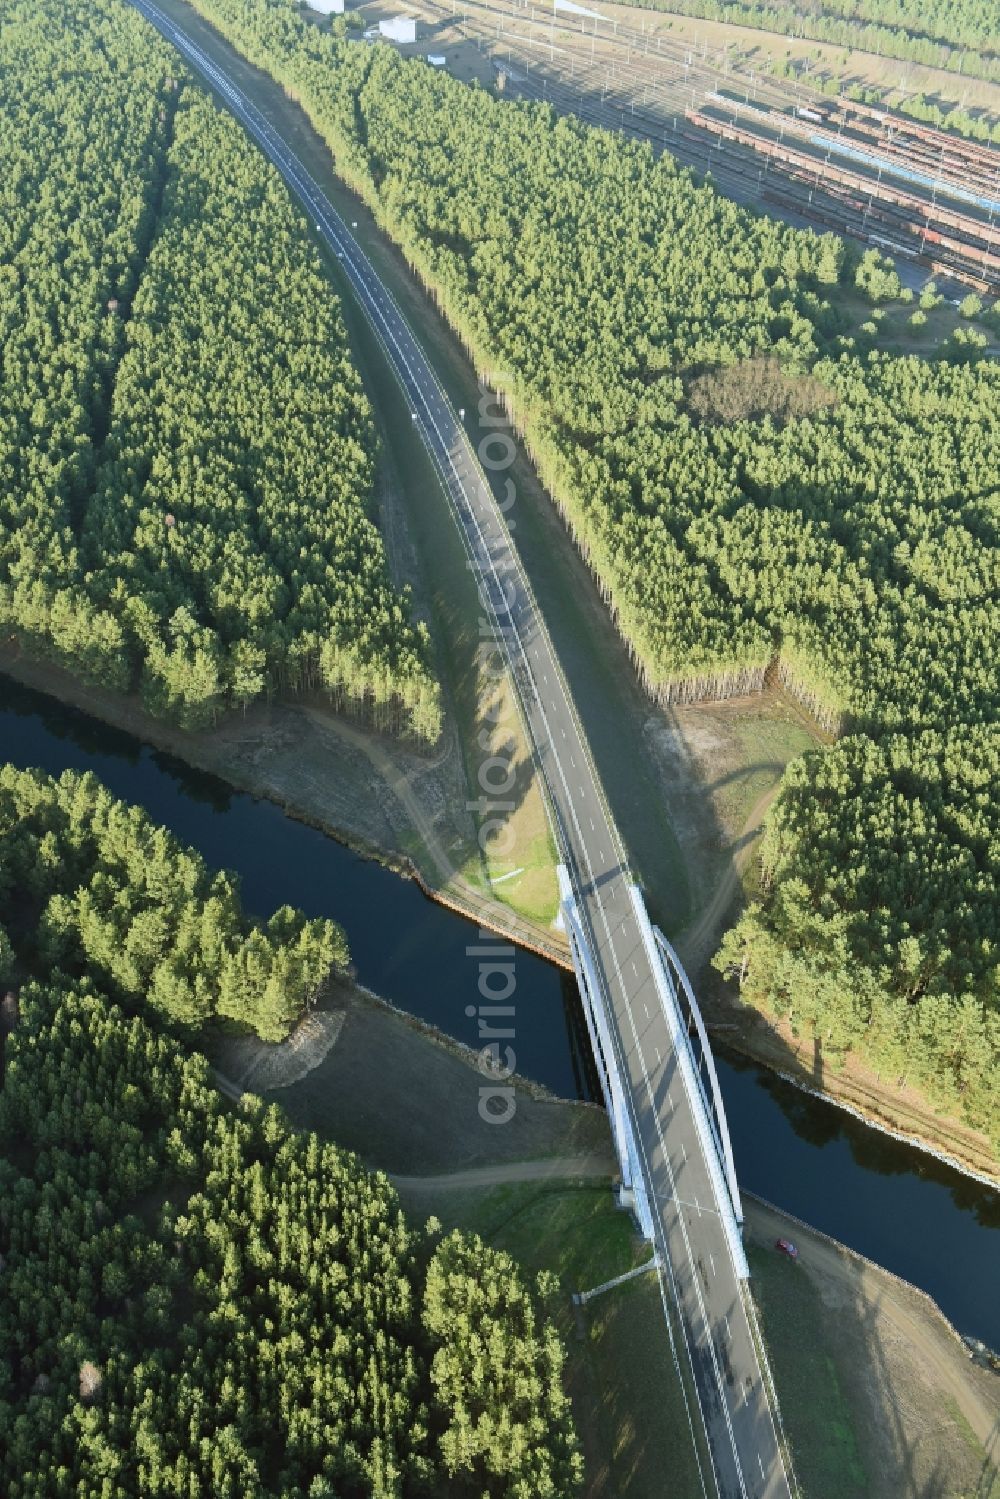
top-left (388, 1143), bottom-right (1000, 1495)
top-left (391, 1154), bottom-right (614, 1192)
top-left (676, 782), bottom-right (777, 971)
top-left (211, 975), bottom-right (999, 1498)
top-left (398, 1144), bottom-right (998, 1467)
top-left (745, 1198), bottom-right (1000, 1497)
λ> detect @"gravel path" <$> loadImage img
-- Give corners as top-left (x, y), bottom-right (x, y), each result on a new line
top-left (390, 1154), bottom-right (616, 1191)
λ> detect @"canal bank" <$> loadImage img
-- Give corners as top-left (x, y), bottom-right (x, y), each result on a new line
top-left (232, 979), bottom-right (997, 1499)
top-left (1, 668), bottom-right (998, 1349)
top-left (2, 640), bottom-right (996, 1188)
top-left (0, 644), bottom-right (573, 964)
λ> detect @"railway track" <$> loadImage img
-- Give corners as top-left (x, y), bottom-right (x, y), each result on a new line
top-left (502, 63), bottom-right (996, 288)
top-left (429, 0), bottom-right (999, 292)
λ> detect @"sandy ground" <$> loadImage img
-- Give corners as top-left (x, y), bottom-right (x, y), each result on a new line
top-left (0, 640), bottom-right (568, 967)
top-left (745, 1198), bottom-right (1000, 1499)
top-left (218, 983), bottom-right (999, 1499)
top-left (699, 964), bottom-right (1000, 1186)
top-left (392, 0), bottom-right (995, 309)
top-left (396, 0), bottom-right (1000, 122)
top-left (393, 1154), bottom-right (616, 1190)
top-left (214, 1008), bottom-right (346, 1092)
top-left (211, 980), bottom-right (613, 1174)
top-left (6, 0), bottom-right (997, 1190)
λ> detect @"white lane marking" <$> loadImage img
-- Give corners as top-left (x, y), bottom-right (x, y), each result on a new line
top-left (680, 1143), bottom-right (687, 1162)
top-left (757, 1453), bottom-right (765, 1481)
top-left (643, 1002), bottom-right (649, 1019)
top-left (166, 29), bottom-right (771, 1488)
top-left (709, 1253), bottom-right (716, 1279)
top-left (654, 1045), bottom-right (661, 1066)
top-left (631, 961), bottom-right (638, 976)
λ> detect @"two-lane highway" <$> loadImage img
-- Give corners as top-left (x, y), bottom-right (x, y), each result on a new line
top-left (130, 5), bottom-right (794, 1492)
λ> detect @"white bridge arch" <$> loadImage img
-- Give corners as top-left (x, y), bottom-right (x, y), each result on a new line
top-left (558, 866), bottom-right (746, 1278)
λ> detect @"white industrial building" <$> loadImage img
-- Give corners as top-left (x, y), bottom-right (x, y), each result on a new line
top-left (379, 14), bottom-right (417, 42)
top-left (306, 0), bottom-right (345, 13)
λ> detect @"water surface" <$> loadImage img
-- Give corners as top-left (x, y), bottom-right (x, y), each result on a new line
top-left (1, 674), bottom-right (996, 1343)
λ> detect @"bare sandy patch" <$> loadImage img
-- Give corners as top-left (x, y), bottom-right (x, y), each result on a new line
top-left (216, 1008), bottom-right (346, 1093)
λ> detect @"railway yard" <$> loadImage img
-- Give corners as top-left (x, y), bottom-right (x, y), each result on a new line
top-left (379, 0), bottom-right (1000, 295)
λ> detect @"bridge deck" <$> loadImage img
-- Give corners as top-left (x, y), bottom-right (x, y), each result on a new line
top-left (130, 6), bottom-right (795, 1492)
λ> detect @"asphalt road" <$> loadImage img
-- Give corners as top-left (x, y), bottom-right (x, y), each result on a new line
top-left (130, 5), bottom-right (795, 1492)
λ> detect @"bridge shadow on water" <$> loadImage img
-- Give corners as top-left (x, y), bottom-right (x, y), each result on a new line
top-left (3, 672), bottom-right (998, 1350)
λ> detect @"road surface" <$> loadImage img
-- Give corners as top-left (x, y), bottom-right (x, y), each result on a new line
top-left (129, 5), bottom-right (795, 1492)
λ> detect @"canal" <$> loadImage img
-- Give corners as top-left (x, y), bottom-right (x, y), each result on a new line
top-left (2, 674), bottom-right (997, 1345)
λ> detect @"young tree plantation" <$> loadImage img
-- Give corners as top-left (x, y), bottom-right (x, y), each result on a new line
top-left (0, 769), bottom-right (583, 1497)
top-left (177, 0), bottom-right (1000, 1136)
top-left (0, 0), bottom-right (439, 738)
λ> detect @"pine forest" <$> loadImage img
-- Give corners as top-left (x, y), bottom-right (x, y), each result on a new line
top-left (171, 0), bottom-right (998, 1139)
top-left (0, 0), bottom-right (440, 739)
top-left (0, 765), bottom-right (582, 1497)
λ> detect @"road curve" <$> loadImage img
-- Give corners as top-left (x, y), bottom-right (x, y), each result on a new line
top-left (130, 6), bottom-right (795, 1493)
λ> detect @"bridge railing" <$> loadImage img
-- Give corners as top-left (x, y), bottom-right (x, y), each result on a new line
top-left (629, 886), bottom-right (749, 1280)
top-left (558, 868), bottom-right (655, 1242)
top-left (653, 926), bottom-right (743, 1224)
top-left (423, 356), bottom-right (630, 880)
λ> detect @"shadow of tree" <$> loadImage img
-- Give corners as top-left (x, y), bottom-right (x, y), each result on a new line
top-left (746, 1223), bottom-right (1000, 1499)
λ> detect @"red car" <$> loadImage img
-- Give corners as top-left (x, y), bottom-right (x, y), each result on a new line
top-left (775, 1238), bottom-right (799, 1261)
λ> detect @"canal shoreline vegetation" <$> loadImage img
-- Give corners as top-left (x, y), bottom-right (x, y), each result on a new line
top-left (716, 728), bottom-right (1000, 1152)
top-left (103, 0), bottom-right (1000, 1169)
top-left (1, 691), bottom-right (997, 1492)
top-left (0, 763), bottom-right (350, 1042)
top-left (0, 772), bottom-right (586, 1497)
top-left (252, 984), bottom-right (996, 1499)
top-left (211, 978), bottom-right (613, 1174)
top-left (5, 0), bottom-right (995, 1181)
top-left (0, 0), bottom-right (439, 741)
top-left (6, 640), bottom-right (997, 1188)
